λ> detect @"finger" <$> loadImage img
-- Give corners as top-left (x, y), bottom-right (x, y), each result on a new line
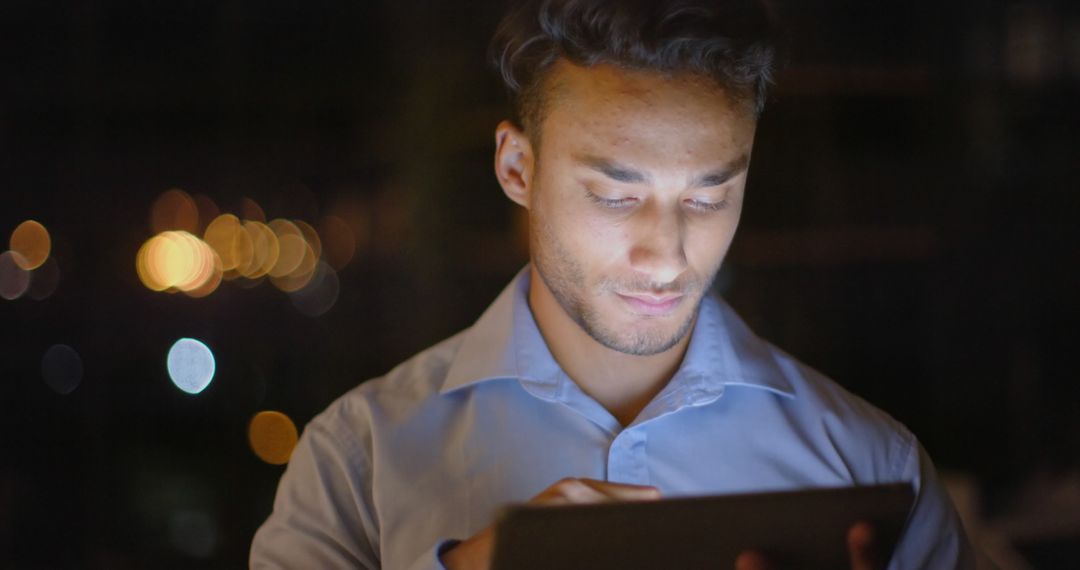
top-left (556, 478), bottom-right (614, 503)
top-left (531, 478), bottom-right (621, 505)
top-left (577, 478), bottom-right (662, 501)
top-left (734, 550), bottom-right (773, 570)
top-left (847, 521), bottom-right (879, 570)
top-left (531, 478), bottom-right (662, 506)
top-left (440, 527), bottom-right (494, 570)
top-left (532, 478), bottom-right (604, 505)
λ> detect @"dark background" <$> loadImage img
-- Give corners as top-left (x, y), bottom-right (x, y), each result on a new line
top-left (2, 0), bottom-right (1078, 567)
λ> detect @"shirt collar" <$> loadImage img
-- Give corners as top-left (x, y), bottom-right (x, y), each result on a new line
top-left (440, 266), bottom-right (541, 394)
top-left (440, 266), bottom-right (795, 399)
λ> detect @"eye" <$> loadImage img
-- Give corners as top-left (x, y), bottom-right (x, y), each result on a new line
top-left (685, 198), bottom-right (729, 212)
top-left (585, 189), bottom-right (637, 209)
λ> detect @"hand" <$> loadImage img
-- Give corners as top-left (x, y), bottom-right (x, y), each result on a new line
top-left (734, 521), bottom-right (881, 570)
top-left (440, 477), bottom-right (661, 570)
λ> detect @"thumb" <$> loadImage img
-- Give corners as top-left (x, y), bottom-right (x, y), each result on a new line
top-left (847, 521), bottom-right (881, 570)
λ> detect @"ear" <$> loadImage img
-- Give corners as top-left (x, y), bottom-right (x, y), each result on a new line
top-left (494, 120), bottom-right (535, 208)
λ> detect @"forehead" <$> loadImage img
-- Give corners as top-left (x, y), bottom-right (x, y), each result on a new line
top-left (538, 61), bottom-right (756, 166)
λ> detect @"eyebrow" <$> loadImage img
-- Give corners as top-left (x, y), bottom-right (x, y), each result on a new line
top-left (575, 154), bottom-right (750, 188)
top-left (577, 155), bottom-right (650, 184)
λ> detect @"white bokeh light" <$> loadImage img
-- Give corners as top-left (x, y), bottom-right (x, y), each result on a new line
top-left (167, 338), bottom-right (215, 394)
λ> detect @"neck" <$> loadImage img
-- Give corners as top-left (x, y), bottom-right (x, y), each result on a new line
top-left (527, 266), bottom-right (693, 427)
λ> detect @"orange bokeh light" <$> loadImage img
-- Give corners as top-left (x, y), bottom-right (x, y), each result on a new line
top-left (183, 250), bottom-right (223, 298)
top-left (270, 241), bottom-right (318, 293)
top-left (136, 231), bottom-right (220, 293)
top-left (150, 189), bottom-right (200, 234)
top-left (241, 197), bottom-right (267, 223)
top-left (239, 221), bottom-right (280, 279)
top-left (268, 219), bottom-right (306, 278)
top-left (203, 214), bottom-right (254, 274)
top-left (319, 215), bottom-right (355, 270)
top-left (192, 194), bottom-right (221, 235)
top-left (294, 219), bottom-right (322, 260)
top-left (9, 220), bottom-right (51, 270)
top-left (248, 411), bottom-right (299, 465)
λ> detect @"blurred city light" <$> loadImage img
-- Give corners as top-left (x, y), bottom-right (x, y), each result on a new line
top-left (168, 509), bottom-right (219, 559)
top-left (167, 338), bottom-right (216, 395)
top-left (0, 250), bottom-right (32, 300)
top-left (9, 220), bottom-right (51, 270)
top-left (150, 189), bottom-right (200, 235)
top-left (239, 221), bottom-right (279, 279)
top-left (319, 215), bottom-right (355, 270)
top-left (136, 231), bottom-right (220, 293)
top-left (240, 197), bottom-right (266, 223)
top-left (182, 252), bottom-right (223, 299)
top-left (294, 219), bottom-right (322, 259)
top-left (41, 344), bottom-right (83, 395)
top-left (27, 256), bottom-right (61, 300)
top-left (203, 214), bottom-right (252, 274)
top-left (192, 194), bottom-right (220, 235)
top-left (134, 195), bottom-right (347, 312)
top-left (290, 261), bottom-right (340, 317)
top-left (248, 411), bottom-right (299, 465)
top-left (328, 197), bottom-right (371, 260)
top-left (269, 241), bottom-right (318, 293)
top-left (267, 219), bottom-right (306, 278)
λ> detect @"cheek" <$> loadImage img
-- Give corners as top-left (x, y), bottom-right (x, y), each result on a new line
top-left (686, 216), bottom-right (740, 266)
top-left (541, 194), bottom-right (629, 260)
top-left (579, 214), bottom-right (637, 268)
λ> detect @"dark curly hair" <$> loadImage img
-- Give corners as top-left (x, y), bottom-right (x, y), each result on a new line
top-left (490, 0), bottom-right (780, 136)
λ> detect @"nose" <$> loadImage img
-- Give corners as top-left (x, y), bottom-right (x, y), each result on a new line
top-left (628, 203), bottom-right (687, 285)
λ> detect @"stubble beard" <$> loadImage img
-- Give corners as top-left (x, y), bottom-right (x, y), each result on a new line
top-left (532, 216), bottom-right (711, 357)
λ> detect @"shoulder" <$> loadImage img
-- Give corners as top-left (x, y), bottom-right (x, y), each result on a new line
top-left (305, 330), bottom-right (469, 443)
top-left (707, 296), bottom-right (916, 471)
top-left (772, 343), bottom-right (910, 439)
top-left (767, 342), bottom-right (917, 480)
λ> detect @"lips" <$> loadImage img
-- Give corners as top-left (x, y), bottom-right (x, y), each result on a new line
top-left (616, 292), bottom-right (684, 316)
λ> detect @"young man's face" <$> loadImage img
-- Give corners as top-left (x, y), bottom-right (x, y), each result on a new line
top-left (506, 61), bottom-right (757, 356)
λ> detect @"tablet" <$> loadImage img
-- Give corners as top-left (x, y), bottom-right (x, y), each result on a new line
top-left (490, 483), bottom-right (914, 570)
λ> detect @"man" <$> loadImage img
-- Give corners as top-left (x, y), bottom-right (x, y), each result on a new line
top-left (251, 0), bottom-right (973, 568)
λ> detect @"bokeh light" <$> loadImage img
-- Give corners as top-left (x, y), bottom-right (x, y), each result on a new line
top-left (192, 194), bottom-right (220, 235)
top-left (150, 189), bottom-right (200, 235)
top-left (239, 221), bottom-right (279, 279)
top-left (41, 344), bottom-right (83, 395)
top-left (167, 338), bottom-right (216, 395)
top-left (294, 219), bottom-right (322, 260)
top-left (269, 241), bottom-right (318, 293)
top-left (268, 219), bottom-right (306, 278)
top-left (329, 197), bottom-right (371, 259)
top-left (289, 261), bottom-right (340, 317)
top-left (248, 411), bottom-right (299, 465)
top-left (0, 250), bottom-right (32, 300)
top-left (27, 256), bottom-right (61, 300)
top-left (182, 251), bottom-right (223, 299)
top-left (319, 215), bottom-right (355, 270)
top-left (136, 195), bottom-right (348, 304)
top-left (9, 220), bottom-right (51, 270)
top-left (136, 231), bottom-right (220, 293)
top-left (168, 510), bottom-right (219, 559)
top-left (240, 197), bottom-right (266, 223)
top-left (203, 214), bottom-right (253, 274)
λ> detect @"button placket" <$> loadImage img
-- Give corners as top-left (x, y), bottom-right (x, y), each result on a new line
top-left (607, 429), bottom-right (648, 486)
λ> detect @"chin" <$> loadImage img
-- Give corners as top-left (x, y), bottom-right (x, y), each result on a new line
top-left (591, 301), bottom-right (697, 356)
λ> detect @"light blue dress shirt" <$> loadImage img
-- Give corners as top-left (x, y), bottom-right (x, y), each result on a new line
top-left (251, 267), bottom-right (973, 569)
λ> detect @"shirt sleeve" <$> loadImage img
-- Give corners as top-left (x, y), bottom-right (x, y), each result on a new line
top-left (887, 437), bottom-right (976, 570)
top-left (249, 414), bottom-right (460, 570)
top-left (250, 417), bottom-right (382, 569)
